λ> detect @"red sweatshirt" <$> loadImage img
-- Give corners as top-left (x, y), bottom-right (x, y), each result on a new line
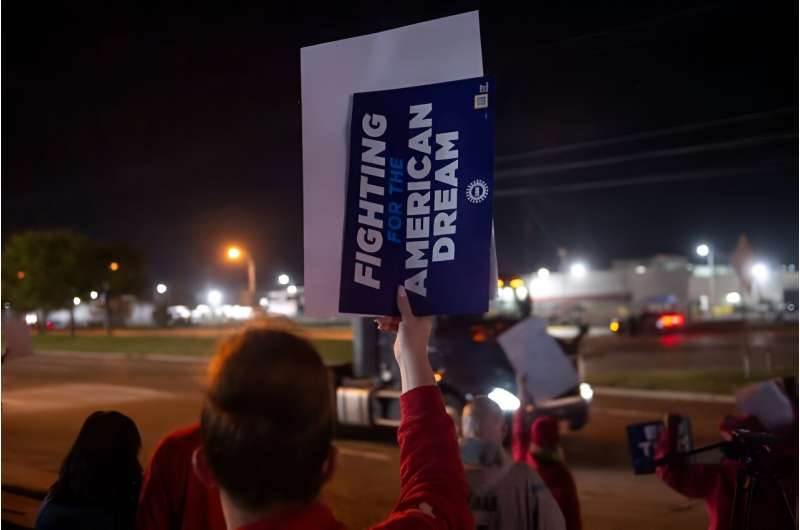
top-left (138, 385), bottom-right (473, 530)
top-left (512, 410), bottom-right (582, 530)
top-left (655, 423), bottom-right (797, 530)
top-left (137, 424), bottom-right (226, 530)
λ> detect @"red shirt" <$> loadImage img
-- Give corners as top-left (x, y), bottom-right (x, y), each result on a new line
top-left (137, 424), bottom-right (226, 530)
top-left (512, 410), bottom-right (582, 530)
top-left (138, 385), bottom-right (472, 530)
top-left (655, 424), bottom-right (797, 530)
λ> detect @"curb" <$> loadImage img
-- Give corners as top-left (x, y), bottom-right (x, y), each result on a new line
top-left (594, 386), bottom-right (735, 404)
top-left (34, 350), bottom-right (209, 363)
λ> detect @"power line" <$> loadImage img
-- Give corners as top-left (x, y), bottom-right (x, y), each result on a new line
top-left (495, 133), bottom-right (797, 180)
top-left (494, 164), bottom-right (794, 198)
top-left (528, 4), bottom-right (722, 53)
top-left (496, 107), bottom-right (797, 163)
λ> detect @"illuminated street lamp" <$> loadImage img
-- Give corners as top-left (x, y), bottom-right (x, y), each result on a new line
top-left (750, 262), bottom-right (769, 283)
top-left (537, 267), bottom-right (550, 279)
top-left (749, 262), bottom-right (769, 306)
top-left (73, 297), bottom-right (81, 306)
top-left (570, 262), bottom-right (587, 279)
top-left (696, 243), bottom-right (715, 313)
top-left (207, 289), bottom-right (223, 306)
top-left (156, 283), bottom-right (168, 295)
top-left (109, 261), bottom-right (120, 272)
top-left (225, 245), bottom-right (256, 305)
top-left (287, 284), bottom-right (298, 296)
top-left (278, 273), bottom-right (290, 286)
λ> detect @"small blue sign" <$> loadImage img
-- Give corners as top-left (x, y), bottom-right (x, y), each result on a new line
top-left (627, 421), bottom-right (664, 475)
top-left (339, 77), bottom-right (495, 316)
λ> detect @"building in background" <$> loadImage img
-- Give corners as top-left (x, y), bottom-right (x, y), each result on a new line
top-left (526, 255), bottom-right (797, 325)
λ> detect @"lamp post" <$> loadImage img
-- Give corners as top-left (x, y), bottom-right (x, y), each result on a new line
top-left (696, 243), bottom-right (715, 315)
top-left (225, 246), bottom-right (256, 306)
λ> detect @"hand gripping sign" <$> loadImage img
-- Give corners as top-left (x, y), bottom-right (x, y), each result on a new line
top-left (301, 11), bottom-right (497, 316)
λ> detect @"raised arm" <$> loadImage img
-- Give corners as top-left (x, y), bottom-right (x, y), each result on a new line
top-left (512, 373), bottom-right (533, 463)
top-left (372, 287), bottom-right (473, 530)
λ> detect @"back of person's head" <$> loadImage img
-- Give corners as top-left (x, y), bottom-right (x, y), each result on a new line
top-left (462, 396), bottom-right (505, 445)
top-left (200, 321), bottom-right (333, 512)
top-left (530, 415), bottom-right (560, 453)
top-left (51, 410), bottom-right (142, 504)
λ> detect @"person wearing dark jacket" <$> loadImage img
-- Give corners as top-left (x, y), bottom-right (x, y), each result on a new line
top-left (512, 376), bottom-right (582, 530)
top-left (36, 410), bottom-right (142, 530)
top-left (139, 287), bottom-right (473, 530)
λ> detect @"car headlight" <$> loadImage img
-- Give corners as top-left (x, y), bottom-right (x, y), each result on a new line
top-left (488, 387), bottom-right (520, 411)
top-left (579, 382), bottom-right (594, 402)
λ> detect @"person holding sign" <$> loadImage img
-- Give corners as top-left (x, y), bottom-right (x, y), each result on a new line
top-left (181, 288), bottom-right (472, 530)
top-left (512, 376), bottom-right (582, 530)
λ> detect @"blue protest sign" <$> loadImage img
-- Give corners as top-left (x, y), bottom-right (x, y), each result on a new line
top-left (339, 76), bottom-right (495, 316)
top-left (626, 421), bottom-right (664, 475)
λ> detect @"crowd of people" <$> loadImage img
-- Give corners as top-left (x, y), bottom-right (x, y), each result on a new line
top-left (30, 286), bottom-right (796, 530)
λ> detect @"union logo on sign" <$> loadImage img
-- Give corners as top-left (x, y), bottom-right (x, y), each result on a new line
top-left (466, 179), bottom-right (488, 204)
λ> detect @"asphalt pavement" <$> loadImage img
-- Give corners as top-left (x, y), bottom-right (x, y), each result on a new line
top-left (2, 351), bottom-right (746, 529)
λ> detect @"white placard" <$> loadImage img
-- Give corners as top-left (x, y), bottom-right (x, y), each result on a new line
top-left (2, 313), bottom-right (33, 363)
top-left (735, 379), bottom-right (794, 431)
top-left (301, 11), bottom-right (487, 316)
top-left (498, 317), bottom-right (579, 402)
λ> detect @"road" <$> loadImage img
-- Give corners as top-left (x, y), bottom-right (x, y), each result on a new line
top-left (3, 353), bottom-right (739, 529)
top-left (581, 327), bottom-right (797, 374)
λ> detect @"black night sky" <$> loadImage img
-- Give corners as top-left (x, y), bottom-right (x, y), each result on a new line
top-left (4, 2), bottom-right (798, 299)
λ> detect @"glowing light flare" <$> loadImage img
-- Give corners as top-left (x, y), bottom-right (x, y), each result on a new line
top-left (226, 246), bottom-right (242, 260)
top-left (726, 292), bottom-right (742, 304)
top-left (207, 290), bottom-right (223, 306)
top-left (750, 263), bottom-right (769, 283)
top-left (570, 262), bottom-right (587, 279)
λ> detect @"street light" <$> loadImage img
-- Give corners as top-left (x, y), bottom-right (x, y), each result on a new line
top-left (90, 291), bottom-right (99, 300)
top-left (750, 262), bottom-right (769, 283)
top-left (207, 289), bottom-right (223, 306)
top-left (278, 273), bottom-right (290, 286)
top-left (227, 246), bottom-right (242, 260)
top-left (696, 243), bottom-right (715, 313)
top-left (225, 245), bottom-right (256, 305)
top-left (287, 284), bottom-right (298, 295)
top-left (537, 267), bottom-right (550, 279)
top-left (156, 283), bottom-right (168, 295)
top-left (109, 261), bottom-right (119, 271)
top-left (73, 297), bottom-right (81, 306)
top-left (570, 262), bottom-right (587, 279)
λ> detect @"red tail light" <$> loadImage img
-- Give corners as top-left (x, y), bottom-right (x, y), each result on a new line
top-left (656, 313), bottom-right (685, 329)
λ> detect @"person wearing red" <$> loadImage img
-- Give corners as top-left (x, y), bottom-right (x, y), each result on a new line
top-left (140, 287), bottom-right (472, 530)
top-left (512, 376), bottom-right (582, 530)
top-left (655, 413), bottom-right (797, 530)
top-left (136, 424), bottom-right (225, 530)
